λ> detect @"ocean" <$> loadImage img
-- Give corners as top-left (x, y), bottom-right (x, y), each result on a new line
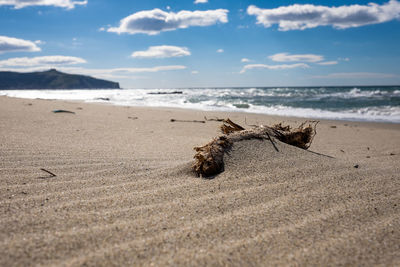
top-left (1, 86), bottom-right (399, 123)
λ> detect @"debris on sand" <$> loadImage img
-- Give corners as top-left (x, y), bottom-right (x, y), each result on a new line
top-left (148, 91), bottom-right (183, 95)
top-left (94, 97), bottom-right (110, 101)
top-left (52, 109), bottom-right (75, 114)
top-left (39, 168), bottom-right (57, 179)
top-left (193, 119), bottom-right (318, 177)
top-left (171, 119), bottom-right (205, 123)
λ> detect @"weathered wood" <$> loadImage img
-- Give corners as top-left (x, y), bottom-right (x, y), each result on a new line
top-left (193, 119), bottom-right (318, 177)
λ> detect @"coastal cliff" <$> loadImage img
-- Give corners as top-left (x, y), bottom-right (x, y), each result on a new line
top-left (0, 69), bottom-right (120, 89)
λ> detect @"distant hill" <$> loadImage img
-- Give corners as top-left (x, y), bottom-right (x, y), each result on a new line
top-left (0, 69), bottom-right (120, 89)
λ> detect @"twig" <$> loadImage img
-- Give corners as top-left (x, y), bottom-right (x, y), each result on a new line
top-left (221, 119), bottom-right (245, 134)
top-left (244, 117), bottom-right (258, 127)
top-left (204, 116), bottom-right (224, 122)
top-left (52, 110), bottom-right (75, 114)
top-left (39, 168), bottom-right (57, 179)
top-left (307, 121), bottom-right (319, 148)
top-left (170, 119), bottom-right (205, 123)
top-left (306, 150), bottom-right (335, 159)
top-left (265, 131), bottom-right (279, 152)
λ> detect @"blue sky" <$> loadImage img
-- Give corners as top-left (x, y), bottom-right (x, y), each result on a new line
top-left (0, 0), bottom-right (399, 88)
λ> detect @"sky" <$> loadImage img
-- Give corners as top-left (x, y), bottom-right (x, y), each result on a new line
top-left (0, 0), bottom-right (400, 88)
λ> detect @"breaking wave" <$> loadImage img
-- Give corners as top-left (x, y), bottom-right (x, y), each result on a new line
top-left (1, 86), bottom-right (399, 123)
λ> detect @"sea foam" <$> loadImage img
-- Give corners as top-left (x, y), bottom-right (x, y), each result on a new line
top-left (1, 86), bottom-right (399, 123)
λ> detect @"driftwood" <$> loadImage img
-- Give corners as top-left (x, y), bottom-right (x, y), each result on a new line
top-left (94, 97), bottom-right (110, 101)
top-left (204, 116), bottom-right (225, 122)
top-left (39, 168), bottom-right (57, 179)
top-left (52, 109), bottom-right (75, 114)
top-left (170, 119), bottom-right (205, 123)
top-left (193, 119), bottom-right (318, 177)
top-left (148, 91), bottom-right (183, 95)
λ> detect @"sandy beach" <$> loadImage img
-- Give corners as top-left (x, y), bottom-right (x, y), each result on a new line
top-left (0, 95), bottom-right (399, 266)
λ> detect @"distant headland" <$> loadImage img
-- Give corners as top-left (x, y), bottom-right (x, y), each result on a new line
top-left (0, 69), bottom-right (120, 89)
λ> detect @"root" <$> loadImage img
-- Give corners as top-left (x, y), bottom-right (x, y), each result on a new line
top-left (193, 119), bottom-right (318, 177)
top-left (220, 119), bottom-right (245, 134)
top-left (271, 121), bottom-right (319, 149)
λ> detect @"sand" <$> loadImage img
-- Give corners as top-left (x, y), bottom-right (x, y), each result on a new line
top-left (0, 95), bottom-right (399, 266)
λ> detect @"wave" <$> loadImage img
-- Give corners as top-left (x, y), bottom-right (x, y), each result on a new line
top-left (1, 87), bottom-right (399, 123)
top-left (242, 104), bottom-right (400, 123)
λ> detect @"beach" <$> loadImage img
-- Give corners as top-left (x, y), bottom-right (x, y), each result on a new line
top-left (0, 95), bottom-right (399, 266)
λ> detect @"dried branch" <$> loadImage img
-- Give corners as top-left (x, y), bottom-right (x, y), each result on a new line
top-left (39, 168), bottom-right (57, 179)
top-left (220, 119), bottom-right (245, 134)
top-left (193, 119), bottom-right (318, 177)
top-left (170, 119), bottom-right (205, 123)
top-left (52, 110), bottom-right (75, 114)
top-left (204, 116), bottom-right (224, 122)
top-left (244, 117), bottom-right (258, 128)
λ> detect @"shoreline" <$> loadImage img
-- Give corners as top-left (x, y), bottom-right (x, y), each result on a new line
top-left (1, 94), bottom-right (399, 125)
top-left (1, 95), bottom-right (399, 265)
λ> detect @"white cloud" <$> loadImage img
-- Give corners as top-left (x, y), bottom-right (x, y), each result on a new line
top-left (339, 57), bottom-right (350, 62)
top-left (241, 58), bottom-right (250, 62)
top-left (194, 0), bottom-right (208, 4)
top-left (0, 36), bottom-right (41, 54)
top-left (217, 49), bottom-right (224, 53)
top-left (108, 8), bottom-right (228, 35)
top-left (0, 0), bottom-right (87, 9)
top-left (247, 0), bottom-right (400, 31)
top-left (191, 70), bottom-right (199, 74)
top-left (312, 72), bottom-right (398, 79)
top-left (62, 66), bottom-right (187, 81)
top-left (240, 63), bottom-right (309, 73)
top-left (317, 61), bottom-right (338, 66)
top-left (0, 56), bottom-right (86, 67)
top-left (131, 45), bottom-right (190, 58)
top-left (64, 66), bottom-right (187, 74)
top-left (269, 53), bottom-right (323, 62)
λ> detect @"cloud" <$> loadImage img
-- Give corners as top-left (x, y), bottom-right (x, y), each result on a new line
top-left (131, 45), bottom-right (190, 58)
top-left (240, 63), bottom-right (309, 73)
top-left (191, 70), bottom-right (199, 74)
top-left (0, 36), bottom-right (41, 54)
top-left (194, 0), bottom-right (208, 4)
top-left (247, 0), bottom-right (400, 31)
top-left (108, 8), bottom-right (228, 35)
top-left (0, 56), bottom-right (86, 67)
top-left (312, 72), bottom-right (398, 79)
top-left (241, 58), bottom-right (250, 62)
top-left (64, 66), bottom-right (187, 81)
top-left (317, 61), bottom-right (338, 66)
top-left (216, 49), bottom-right (224, 53)
top-left (269, 53), bottom-right (323, 62)
top-left (59, 66), bottom-right (187, 77)
top-left (0, 0), bottom-right (87, 9)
